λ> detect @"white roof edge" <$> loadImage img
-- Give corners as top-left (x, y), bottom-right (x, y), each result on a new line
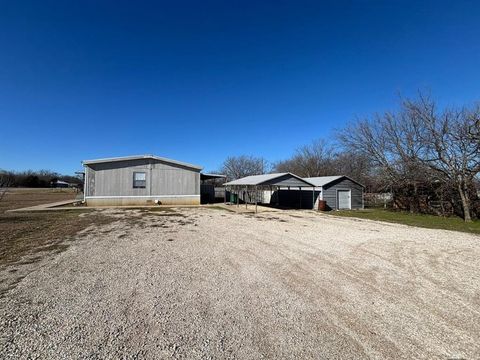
top-left (201, 173), bottom-right (227, 177)
top-left (224, 172), bottom-right (316, 187)
top-left (82, 154), bottom-right (203, 170)
top-left (224, 172), bottom-right (286, 186)
top-left (304, 175), bottom-right (365, 188)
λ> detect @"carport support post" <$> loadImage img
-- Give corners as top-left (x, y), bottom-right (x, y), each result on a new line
top-left (299, 186), bottom-right (302, 209)
top-left (245, 186), bottom-right (248, 209)
top-left (237, 186), bottom-right (239, 207)
top-left (255, 185), bottom-right (258, 213)
top-left (312, 187), bottom-right (315, 210)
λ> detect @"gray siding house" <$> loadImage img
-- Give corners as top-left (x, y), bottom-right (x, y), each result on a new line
top-left (305, 176), bottom-right (364, 210)
top-left (83, 155), bottom-right (202, 206)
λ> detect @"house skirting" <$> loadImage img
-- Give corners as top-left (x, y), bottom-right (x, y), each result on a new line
top-left (85, 195), bottom-right (200, 206)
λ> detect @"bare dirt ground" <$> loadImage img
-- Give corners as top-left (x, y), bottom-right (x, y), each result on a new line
top-left (0, 207), bottom-right (479, 359)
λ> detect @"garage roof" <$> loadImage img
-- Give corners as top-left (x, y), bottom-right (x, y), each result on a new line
top-left (224, 173), bottom-right (315, 187)
top-left (305, 175), bottom-right (365, 187)
top-left (82, 154), bottom-right (203, 170)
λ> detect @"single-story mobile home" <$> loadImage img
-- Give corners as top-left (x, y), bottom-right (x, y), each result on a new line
top-left (83, 155), bottom-right (202, 206)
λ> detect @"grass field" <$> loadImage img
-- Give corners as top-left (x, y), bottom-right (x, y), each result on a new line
top-left (330, 208), bottom-right (480, 235)
top-left (0, 187), bottom-right (77, 213)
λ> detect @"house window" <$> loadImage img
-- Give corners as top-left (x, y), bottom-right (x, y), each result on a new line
top-left (133, 172), bottom-right (146, 188)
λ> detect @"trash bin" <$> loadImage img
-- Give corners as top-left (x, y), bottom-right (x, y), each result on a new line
top-left (318, 200), bottom-right (327, 211)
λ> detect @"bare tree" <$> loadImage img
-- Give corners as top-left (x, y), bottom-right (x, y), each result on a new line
top-left (274, 139), bottom-right (336, 177)
top-left (404, 95), bottom-right (480, 222)
top-left (274, 139), bottom-right (376, 191)
top-left (333, 152), bottom-right (374, 190)
top-left (219, 155), bottom-right (269, 181)
top-left (339, 94), bottom-right (480, 221)
top-left (340, 114), bottom-right (422, 212)
top-left (466, 103), bottom-right (480, 143)
top-left (339, 114), bottom-right (421, 183)
top-left (0, 170), bottom-right (14, 202)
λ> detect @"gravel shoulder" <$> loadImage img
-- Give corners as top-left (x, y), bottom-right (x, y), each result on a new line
top-left (0, 208), bottom-right (479, 359)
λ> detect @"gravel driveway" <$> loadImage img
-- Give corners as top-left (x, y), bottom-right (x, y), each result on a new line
top-left (1, 208), bottom-right (479, 359)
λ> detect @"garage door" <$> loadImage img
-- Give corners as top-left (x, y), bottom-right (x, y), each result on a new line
top-left (337, 190), bottom-right (351, 209)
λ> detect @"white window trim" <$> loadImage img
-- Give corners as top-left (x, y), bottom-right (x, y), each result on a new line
top-left (133, 171), bottom-right (147, 189)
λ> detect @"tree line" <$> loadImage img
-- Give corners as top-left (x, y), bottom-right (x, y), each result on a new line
top-left (217, 94), bottom-right (480, 222)
top-left (0, 169), bottom-right (82, 188)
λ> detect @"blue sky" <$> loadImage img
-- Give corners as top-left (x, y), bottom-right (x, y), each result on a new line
top-left (1, 1), bottom-right (479, 174)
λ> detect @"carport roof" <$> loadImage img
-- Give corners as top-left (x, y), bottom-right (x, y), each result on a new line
top-left (224, 173), bottom-right (315, 187)
top-left (201, 173), bottom-right (226, 180)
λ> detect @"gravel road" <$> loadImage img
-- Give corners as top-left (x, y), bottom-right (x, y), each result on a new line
top-left (1, 208), bottom-right (479, 359)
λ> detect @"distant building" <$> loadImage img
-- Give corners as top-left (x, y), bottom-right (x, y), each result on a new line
top-left (51, 180), bottom-right (70, 188)
top-left (82, 155), bottom-right (203, 206)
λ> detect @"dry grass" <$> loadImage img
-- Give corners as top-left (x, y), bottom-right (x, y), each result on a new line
top-left (0, 211), bottom-right (111, 266)
top-left (0, 188), bottom-right (86, 266)
top-left (0, 210), bottom-right (116, 297)
top-left (0, 188), bottom-right (77, 213)
top-left (0, 188), bottom-right (116, 296)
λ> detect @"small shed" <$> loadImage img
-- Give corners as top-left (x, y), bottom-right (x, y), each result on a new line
top-left (305, 175), bottom-right (364, 210)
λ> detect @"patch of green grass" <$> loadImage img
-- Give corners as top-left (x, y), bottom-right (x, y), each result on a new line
top-left (329, 209), bottom-right (480, 235)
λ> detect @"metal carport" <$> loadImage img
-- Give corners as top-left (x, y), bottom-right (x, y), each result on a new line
top-left (224, 173), bottom-right (316, 212)
top-left (200, 173), bottom-right (227, 204)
